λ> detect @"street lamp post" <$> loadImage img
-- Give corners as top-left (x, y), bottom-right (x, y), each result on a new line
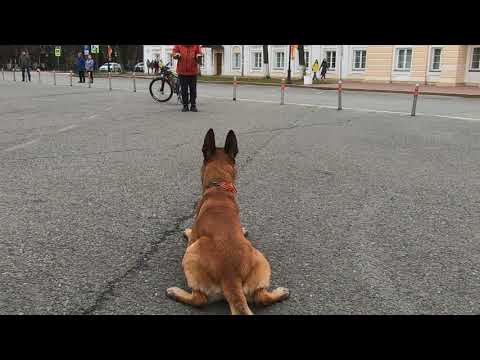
top-left (287, 45), bottom-right (292, 84)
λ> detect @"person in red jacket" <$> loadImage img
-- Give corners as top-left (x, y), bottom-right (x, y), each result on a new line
top-left (172, 45), bottom-right (202, 112)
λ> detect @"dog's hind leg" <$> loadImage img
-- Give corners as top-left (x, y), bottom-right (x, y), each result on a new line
top-left (166, 287), bottom-right (208, 307)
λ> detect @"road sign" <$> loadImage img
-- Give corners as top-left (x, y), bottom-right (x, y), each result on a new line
top-left (91, 45), bottom-right (99, 54)
top-left (55, 47), bottom-right (61, 57)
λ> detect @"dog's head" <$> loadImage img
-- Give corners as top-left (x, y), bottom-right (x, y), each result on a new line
top-left (201, 128), bottom-right (238, 189)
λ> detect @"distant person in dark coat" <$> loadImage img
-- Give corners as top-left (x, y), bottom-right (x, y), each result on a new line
top-left (19, 51), bottom-right (32, 82)
top-left (76, 52), bottom-right (86, 83)
top-left (320, 58), bottom-right (328, 80)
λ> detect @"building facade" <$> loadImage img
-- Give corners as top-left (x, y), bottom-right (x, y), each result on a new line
top-left (143, 45), bottom-right (480, 86)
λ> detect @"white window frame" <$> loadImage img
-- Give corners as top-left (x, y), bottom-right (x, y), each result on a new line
top-left (252, 51), bottom-right (262, 71)
top-left (273, 51), bottom-right (285, 70)
top-left (470, 47), bottom-right (480, 71)
top-left (395, 48), bottom-right (412, 72)
top-left (200, 49), bottom-right (206, 69)
top-left (352, 49), bottom-right (367, 71)
top-left (325, 50), bottom-right (336, 70)
top-left (305, 50), bottom-right (310, 69)
top-left (429, 47), bottom-right (442, 72)
top-left (231, 46), bottom-right (241, 71)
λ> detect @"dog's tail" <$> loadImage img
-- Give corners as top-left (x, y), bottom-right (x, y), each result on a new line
top-left (222, 279), bottom-right (253, 315)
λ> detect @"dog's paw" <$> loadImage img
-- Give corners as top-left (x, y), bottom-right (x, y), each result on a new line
top-left (273, 287), bottom-right (290, 301)
top-left (183, 228), bottom-right (192, 241)
top-left (166, 287), bottom-right (180, 300)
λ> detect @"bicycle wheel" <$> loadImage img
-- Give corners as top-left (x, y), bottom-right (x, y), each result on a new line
top-left (149, 77), bottom-right (173, 102)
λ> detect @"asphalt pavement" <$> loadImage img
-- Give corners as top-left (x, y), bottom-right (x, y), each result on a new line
top-left (1, 77), bottom-right (479, 314)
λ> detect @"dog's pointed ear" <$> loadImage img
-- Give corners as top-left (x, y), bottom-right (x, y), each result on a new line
top-left (224, 130), bottom-right (238, 159)
top-left (202, 128), bottom-right (216, 161)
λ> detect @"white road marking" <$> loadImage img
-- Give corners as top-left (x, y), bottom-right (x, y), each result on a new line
top-left (105, 107), bottom-right (112, 111)
top-left (4, 139), bottom-right (39, 152)
top-left (88, 114), bottom-right (98, 119)
top-left (56, 124), bottom-right (78, 133)
top-left (200, 95), bottom-right (480, 121)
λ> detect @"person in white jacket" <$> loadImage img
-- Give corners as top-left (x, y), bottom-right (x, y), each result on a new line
top-left (85, 54), bottom-right (95, 83)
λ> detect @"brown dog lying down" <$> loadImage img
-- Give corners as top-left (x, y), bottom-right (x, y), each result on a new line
top-left (166, 129), bottom-right (289, 315)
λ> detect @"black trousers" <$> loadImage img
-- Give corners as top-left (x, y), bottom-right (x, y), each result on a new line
top-left (87, 71), bottom-right (93, 82)
top-left (22, 67), bottom-right (31, 81)
top-left (78, 71), bottom-right (85, 83)
top-left (179, 75), bottom-right (197, 106)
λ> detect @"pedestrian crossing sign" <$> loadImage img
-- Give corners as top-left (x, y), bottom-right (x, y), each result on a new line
top-left (91, 45), bottom-right (99, 54)
top-left (55, 47), bottom-right (61, 57)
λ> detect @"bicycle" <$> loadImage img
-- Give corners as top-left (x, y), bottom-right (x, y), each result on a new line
top-left (149, 61), bottom-right (182, 103)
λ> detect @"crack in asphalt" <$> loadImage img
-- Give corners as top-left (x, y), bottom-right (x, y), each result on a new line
top-left (79, 213), bottom-right (194, 315)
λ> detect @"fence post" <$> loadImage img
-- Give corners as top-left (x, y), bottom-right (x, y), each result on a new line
top-left (233, 75), bottom-right (237, 101)
top-left (280, 78), bottom-right (285, 105)
top-left (70, 70), bottom-right (73, 86)
top-left (411, 83), bottom-right (419, 116)
top-left (37, 69), bottom-right (41, 83)
top-left (133, 71), bottom-right (136, 92)
top-left (53, 70), bottom-right (56, 85)
top-left (1, 67), bottom-right (4, 80)
top-left (108, 70), bottom-right (112, 91)
top-left (13, 67), bottom-right (16, 81)
top-left (337, 80), bottom-right (342, 110)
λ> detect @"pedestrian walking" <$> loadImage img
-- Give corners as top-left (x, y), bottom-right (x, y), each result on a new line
top-left (19, 51), bottom-right (32, 82)
top-left (146, 59), bottom-right (151, 74)
top-left (153, 58), bottom-right (159, 74)
top-left (85, 54), bottom-right (94, 83)
top-left (172, 45), bottom-right (202, 112)
top-left (320, 58), bottom-right (328, 80)
top-left (76, 52), bottom-right (86, 83)
top-left (312, 59), bottom-right (320, 81)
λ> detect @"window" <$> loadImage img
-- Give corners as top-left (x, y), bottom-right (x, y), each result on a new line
top-left (325, 50), bottom-right (336, 69)
top-left (200, 55), bottom-right (205, 69)
top-left (252, 51), bottom-right (262, 70)
top-left (274, 51), bottom-right (285, 69)
top-left (395, 48), bottom-right (412, 71)
top-left (231, 47), bottom-right (241, 70)
top-left (471, 47), bottom-right (480, 71)
top-left (353, 49), bottom-right (367, 70)
top-left (305, 51), bottom-right (310, 69)
top-left (233, 52), bottom-right (241, 69)
top-left (430, 47), bottom-right (442, 71)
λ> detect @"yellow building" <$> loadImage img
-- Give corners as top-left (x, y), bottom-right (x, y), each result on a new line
top-left (357, 45), bottom-right (479, 87)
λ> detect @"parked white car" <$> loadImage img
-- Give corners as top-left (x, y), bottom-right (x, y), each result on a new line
top-left (99, 62), bottom-right (122, 72)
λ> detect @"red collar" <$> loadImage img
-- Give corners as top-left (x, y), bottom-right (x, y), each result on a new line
top-left (207, 180), bottom-right (237, 194)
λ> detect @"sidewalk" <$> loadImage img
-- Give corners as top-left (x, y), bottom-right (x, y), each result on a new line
top-left (306, 82), bottom-right (480, 98)
top-left (35, 71), bottom-right (480, 98)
